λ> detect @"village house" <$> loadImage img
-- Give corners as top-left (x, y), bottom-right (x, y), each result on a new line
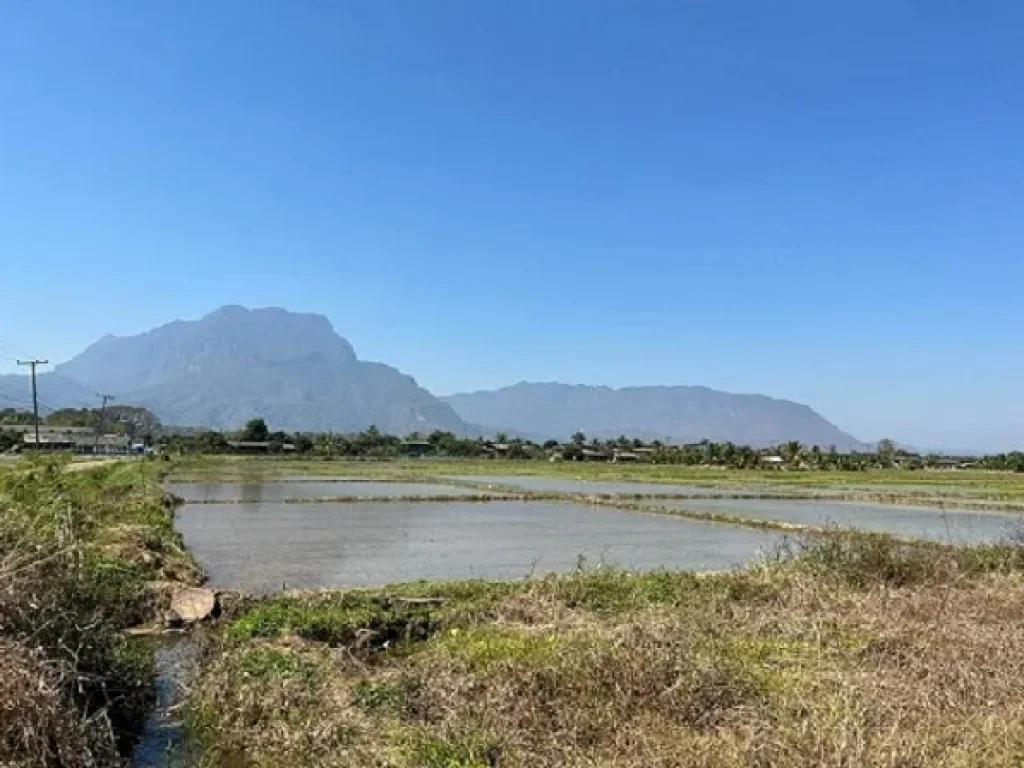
top-left (13, 425), bottom-right (133, 455)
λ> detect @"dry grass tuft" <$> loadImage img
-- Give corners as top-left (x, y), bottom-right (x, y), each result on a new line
top-left (0, 639), bottom-right (120, 768)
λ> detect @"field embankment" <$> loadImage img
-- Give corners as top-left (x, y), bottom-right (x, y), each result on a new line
top-left (0, 457), bottom-right (200, 766)
top-left (168, 455), bottom-right (1024, 507)
top-left (189, 534), bottom-right (1024, 767)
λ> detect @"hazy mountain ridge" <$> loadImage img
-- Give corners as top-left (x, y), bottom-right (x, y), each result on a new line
top-left (0, 372), bottom-right (96, 413)
top-left (2, 306), bottom-right (471, 435)
top-left (443, 382), bottom-right (866, 449)
top-left (2, 306), bottom-right (864, 446)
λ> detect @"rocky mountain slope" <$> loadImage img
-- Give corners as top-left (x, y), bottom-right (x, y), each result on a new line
top-left (1, 306), bottom-right (470, 434)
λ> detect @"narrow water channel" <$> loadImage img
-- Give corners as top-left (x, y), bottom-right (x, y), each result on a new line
top-left (131, 636), bottom-right (200, 767)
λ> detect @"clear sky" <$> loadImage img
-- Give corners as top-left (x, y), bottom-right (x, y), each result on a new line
top-left (1, 1), bottom-right (1022, 451)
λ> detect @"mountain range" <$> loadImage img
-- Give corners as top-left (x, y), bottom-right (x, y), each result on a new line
top-left (0, 306), bottom-right (864, 448)
top-left (442, 383), bottom-right (864, 449)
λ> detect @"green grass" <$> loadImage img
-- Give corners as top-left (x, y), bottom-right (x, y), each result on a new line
top-left (228, 593), bottom-right (440, 648)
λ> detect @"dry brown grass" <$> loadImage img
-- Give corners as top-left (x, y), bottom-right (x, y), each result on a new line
top-left (0, 639), bottom-right (120, 768)
top-left (188, 536), bottom-right (1024, 767)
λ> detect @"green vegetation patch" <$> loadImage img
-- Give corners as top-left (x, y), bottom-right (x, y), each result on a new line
top-left (238, 646), bottom-right (323, 681)
top-left (432, 625), bottom-right (567, 673)
top-left (353, 678), bottom-right (418, 715)
top-left (391, 729), bottom-right (501, 768)
top-left (229, 593), bottom-right (441, 649)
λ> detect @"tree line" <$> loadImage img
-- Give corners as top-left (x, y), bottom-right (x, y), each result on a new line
top-left (3, 407), bottom-right (1017, 471)
top-left (157, 417), bottom-right (1009, 471)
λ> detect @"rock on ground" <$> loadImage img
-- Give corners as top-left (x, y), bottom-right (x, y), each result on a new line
top-left (170, 587), bottom-right (217, 623)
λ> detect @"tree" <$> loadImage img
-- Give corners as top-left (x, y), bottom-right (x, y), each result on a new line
top-left (316, 433), bottom-right (336, 458)
top-left (720, 441), bottom-right (737, 466)
top-left (781, 441), bottom-right (803, 464)
top-left (0, 428), bottom-right (20, 452)
top-left (45, 408), bottom-right (96, 428)
top-left (0, 408), bottom-right (35, 426)
top-left (571, 431), bottom-right (587, 446)
top-left (241, 418), bottom-right (269, 442)
top-left (197, 431), bottom-right (229, 453)
top-left (507, 443), bottom-right (530, 460)
top-left (876, 438), bottom-right (897, 466)
top-left (562, 444), bottom-right (583, 461)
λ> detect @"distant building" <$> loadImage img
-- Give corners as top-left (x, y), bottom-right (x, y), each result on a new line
top-left (399, 440), bottom-right (433, 457)
top-left (580, 449), bottom-right (610, 462)
top-left (612, 451), bottom-right (639, 463)
top-left (761, 455), bottom-right (785, 466)
top-left (19, 427), bottom-right (132, 455)
top-left (226, 440), bottom-right (271, 453)
top-left (5, 424), bottom-right (93, 437)
top-left (929, 457), bottom-right (976, 470)
top-left (224, 440), bottom-right (296, 454)
top-left (479, 442), bottom-right (512, 458)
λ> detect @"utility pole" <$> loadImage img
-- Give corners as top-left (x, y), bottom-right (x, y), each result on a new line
top-left (95, 394), bottom-right (115, 454)
top-left (17, 359), bottom-right (48, 448)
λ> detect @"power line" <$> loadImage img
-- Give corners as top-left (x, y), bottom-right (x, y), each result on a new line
top-left (0, 332), bottom-right (189, 428)
top-left (41, 368), bottom-right (103, 400)
top-left (0, 334), bottom-right (98, 397)
top-left (0, 392), bottom-right (56, 411)
top-left (0, 378), bottom-right (57, 412)
top-left (0, 393), bottom-right (34, 408)
top-left (0, 336), bottom-right (38, 361)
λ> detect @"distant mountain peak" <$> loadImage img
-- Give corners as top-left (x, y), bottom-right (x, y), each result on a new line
top-left (33, 306), bottom-right (468, 433)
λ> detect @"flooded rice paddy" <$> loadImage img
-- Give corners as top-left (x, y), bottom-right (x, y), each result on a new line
top-left (165, 480), bottom-right (486, 503)
top-left (175, 499), bottom-right (785, 593)
top-left (170, 474), bottom-right (1023, 594)
top-left (645, 497), bottom-right (1022, 543)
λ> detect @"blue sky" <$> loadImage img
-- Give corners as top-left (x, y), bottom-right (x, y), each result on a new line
top-left (1, 1), bottom-right (1022, 450)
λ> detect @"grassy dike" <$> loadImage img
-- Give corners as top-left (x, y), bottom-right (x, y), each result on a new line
top-left (188, 535), bottom-right (1024, 768)
top-left (0, 456), bottom-right (200, 767)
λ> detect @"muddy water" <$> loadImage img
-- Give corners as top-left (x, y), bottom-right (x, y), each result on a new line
top-left (175, 500), bottom-right (785, 593)
top-left (645, 498), bottom-right (1022, 543)
top-left (446, 474), bottom-right (777, 497)
top-left (165, 480), bottom-right (485, 502)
